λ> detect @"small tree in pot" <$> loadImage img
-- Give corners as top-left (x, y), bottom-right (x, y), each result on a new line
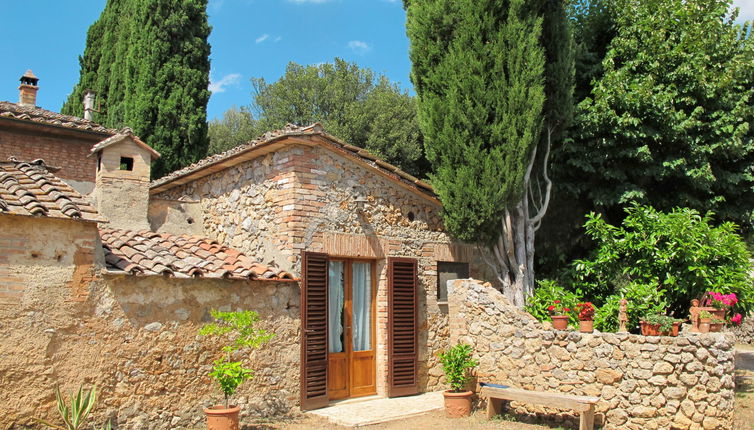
top-left (199, 310), bottom-right (274, 430)
top-left (438, 343), bottom-right (478, 418)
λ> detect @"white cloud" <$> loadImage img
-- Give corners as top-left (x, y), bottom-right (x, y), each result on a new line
top-left (347, 40), bottom-right (371, 55)
top-left (208, 73), bottom-right (242, 94)
top-left (732, 0), bottom-right (754, 21)
top-left (256, 34), bottom-right (270, 44)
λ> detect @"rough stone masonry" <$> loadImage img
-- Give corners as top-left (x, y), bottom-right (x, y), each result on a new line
top-left (447, 279), bottom-right (735, 430)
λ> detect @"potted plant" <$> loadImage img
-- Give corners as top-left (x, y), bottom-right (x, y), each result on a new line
top-left (698, 310), bottom-right (713, 333)
top-left (709, 316), bottom-right (725, 333)
top-left (547, 300), bottom-right (571, 330)
top-left (199, 310), bottom-right (274, 430)
top-left (701, 291), bottom-right (738, 320)
top-left (438, 343), bottom-right (479, 418)
top-left (640, 314), bottom-right (682, 336)
top-left (576, 302), bottom-right (595, 333)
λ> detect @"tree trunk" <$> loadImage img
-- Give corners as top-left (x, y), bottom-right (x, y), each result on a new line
top-left (486, 127), bottom-right (553, 307)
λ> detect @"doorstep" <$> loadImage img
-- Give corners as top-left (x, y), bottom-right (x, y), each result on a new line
top-left (307, 391), bottom-right (444, 427)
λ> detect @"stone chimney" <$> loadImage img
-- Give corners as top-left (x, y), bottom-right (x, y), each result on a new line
top-left (18, 70), bottom-right (39, 107)
top-left (83, 90), bottom-right (96, 121)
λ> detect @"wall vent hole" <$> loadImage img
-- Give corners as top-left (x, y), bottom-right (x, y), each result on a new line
top-left (407, 212), bottom-right (415, 222)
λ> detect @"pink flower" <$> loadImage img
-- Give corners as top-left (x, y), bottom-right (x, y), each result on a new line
top-left (548, 305), bottom-right (555, 312)
top-left (731, 313), bottom-right (743, 326)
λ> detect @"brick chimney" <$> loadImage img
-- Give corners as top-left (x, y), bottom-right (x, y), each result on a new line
top-left (18, 70), bottom-right (39, 107)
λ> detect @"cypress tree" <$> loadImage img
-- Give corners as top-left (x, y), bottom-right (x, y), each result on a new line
top-left (62, 0), bottom-right (211, 178)
top-left (406, 0), bottom-right (574, 305)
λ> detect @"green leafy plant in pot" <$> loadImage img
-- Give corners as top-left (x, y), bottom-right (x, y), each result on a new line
top-left (199, 310), bottom-right (274, 430)
top-left (438, 343), bottom-right (478, 418)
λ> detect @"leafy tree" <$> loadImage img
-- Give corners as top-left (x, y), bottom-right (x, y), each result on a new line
top-left (572, 204), bottom-right (753, 319)
top-left (62, 0), bottom-right (211, 178)
top-left (208, 106), bottom-right (261, 154)
top-left (249, 59), bottom-right (428, 177)
top-left (406, 0), bottom-right (574, 306)
top-left (557, 0), bottom-right (754, 244)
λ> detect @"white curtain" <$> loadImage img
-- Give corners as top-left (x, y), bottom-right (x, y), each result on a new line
top-left (328, 261), bottom-right (344, 353)
top-left (352, 262), bottom-right (371, 351)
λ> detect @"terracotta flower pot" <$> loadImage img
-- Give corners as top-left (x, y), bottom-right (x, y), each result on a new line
top-left (710, 309), bottom-right (726, 320)
top-left (443, 390), bottom-right (473, 418)
top-left (579, 320), bottom-right (594, 333)
top-left (551, 315), bottom-right (569, 330)
top-left (709, 322), bottom-right (723, 333)
top-left (205, 405), bottom-right (240, 430)
top-left (699, 319), bottom-right (711, 334)
top-left (640, 321), bottom-right (660, 336)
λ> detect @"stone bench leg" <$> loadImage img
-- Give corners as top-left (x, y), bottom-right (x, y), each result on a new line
top-left (485, 397), bottom-right (505, 419)
top-left (579, 404), bottom-right (595, 430)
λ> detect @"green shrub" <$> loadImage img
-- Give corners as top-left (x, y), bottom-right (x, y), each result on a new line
top-left (526, 279), bottom-right (581, 327)
top-left (200, 310), bottom-right (274, 407)
top-left (594, 281), bottom-right (668, 332)
top-left (438, 343), bottom-right (478, 392)
top-left (572, 204), bottom-right (752, 318)
top-left (36, 385), bottom-right (111, 430)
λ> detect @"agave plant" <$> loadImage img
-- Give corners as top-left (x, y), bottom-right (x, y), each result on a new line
top-left (36, 385), bottom-right (111, 430)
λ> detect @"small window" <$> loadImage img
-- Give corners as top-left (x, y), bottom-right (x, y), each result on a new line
top-left (119, 157), bottom-right (134, 171)
top-left (437, 261), bottom-right (469, 303)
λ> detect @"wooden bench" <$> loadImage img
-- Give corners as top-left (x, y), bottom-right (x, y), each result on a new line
top-left (480, 385), bottom-right (600, 430)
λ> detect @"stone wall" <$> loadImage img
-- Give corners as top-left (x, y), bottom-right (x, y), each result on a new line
top-left (447, 279), bottom-right (735, 430)
top-left (733, 312), bottom-right (754, 344)
top-left (0, 216), bottom-right (301, 429)
top-left (151, 142), bottom-right (495, 396)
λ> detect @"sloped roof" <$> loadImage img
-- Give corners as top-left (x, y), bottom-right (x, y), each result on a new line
top-left (89, 127), bottom-right (161, 159)
top-left (100, 228), bottom-right (296, 281)
top-left (0, 158), bottom-right (104, 222)
top-left (150, 123), bottom-right (435, 199)
top-left (0, 101), bottom-right (116, 134)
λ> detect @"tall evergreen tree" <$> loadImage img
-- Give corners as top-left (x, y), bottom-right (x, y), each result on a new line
top-left (406, 0), bottom-right (574, 306)
top-left (62, 0), bottom-right (211, 178)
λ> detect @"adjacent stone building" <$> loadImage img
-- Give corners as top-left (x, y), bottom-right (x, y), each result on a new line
top-left (0, 71), bottom-right (116, 194)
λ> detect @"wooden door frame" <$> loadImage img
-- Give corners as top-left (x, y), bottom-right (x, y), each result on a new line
top-left (327, 257), bottom-right (377, 400)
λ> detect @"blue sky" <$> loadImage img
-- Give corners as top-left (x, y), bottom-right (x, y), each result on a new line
top-left (0, 0), bottom-right (751, 121)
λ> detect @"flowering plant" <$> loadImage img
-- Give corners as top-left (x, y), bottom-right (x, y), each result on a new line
top-left (730, 313), bottom-right (743, 326)
top-left (703, 291), bottom-right (738, 309)
top-left (576, 302), bottom-right (595, 321)
top-left (547, 300), bottom-right (571, 316)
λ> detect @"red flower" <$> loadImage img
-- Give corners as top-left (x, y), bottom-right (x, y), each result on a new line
top-left (563, 308), bottom-right (570, 312)
top-left (554, 300), bottom-right (561, 304)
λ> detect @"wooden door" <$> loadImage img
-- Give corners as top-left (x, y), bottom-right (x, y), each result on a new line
top-left (300, 252), bottom-right (329, 410)
top-left (387, 257), bottom-right (419, 397)
top-left (328, 259), bottom-right (376, 400)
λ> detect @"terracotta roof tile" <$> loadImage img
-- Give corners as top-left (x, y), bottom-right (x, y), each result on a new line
top-left (150, 123), bottom-right (436, 198)
top-left (0, 101), bottom-right (116, 134)
top-left (0, 158), bottom-right (104, 222)
top-left (100, 228), bottom-right (296, 281)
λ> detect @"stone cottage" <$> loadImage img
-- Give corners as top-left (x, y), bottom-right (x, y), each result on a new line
top-left (148, 123), bottom-right (487, 408)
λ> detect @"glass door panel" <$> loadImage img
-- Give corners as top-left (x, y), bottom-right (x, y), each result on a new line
top-left (351, 262), bottom-right (371, 352)
top-left (328, 261), bottom-right (344, 353)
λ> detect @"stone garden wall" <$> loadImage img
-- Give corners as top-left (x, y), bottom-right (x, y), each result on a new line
top-left (447, 279), bottom-right (736, 430)
top-left (733, 312), bottom-right (754, 344)
top-left (0, 215), bottom-right (300, 429)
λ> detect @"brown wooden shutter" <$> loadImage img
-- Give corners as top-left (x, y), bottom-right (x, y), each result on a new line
top-left (387, 257), bottom-right (419, 397)
top-left (300, 252), bottom-right (329, 410)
